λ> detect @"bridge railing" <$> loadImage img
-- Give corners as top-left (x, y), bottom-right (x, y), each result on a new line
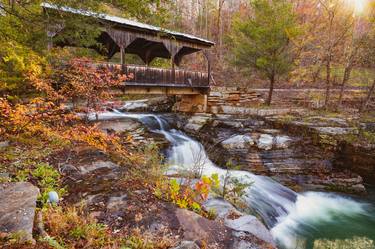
top-left (98, 63), bottom-right (209, 88)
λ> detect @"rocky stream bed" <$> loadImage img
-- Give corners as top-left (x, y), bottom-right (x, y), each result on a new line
top-left (2, 98), bottom-right (375, 249)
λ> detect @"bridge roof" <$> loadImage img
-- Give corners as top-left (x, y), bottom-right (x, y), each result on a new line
top-left (41, 2), bottom-right (215, 48)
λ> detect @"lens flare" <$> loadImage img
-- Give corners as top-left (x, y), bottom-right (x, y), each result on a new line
top-left (347, 0), bottom-right (368, 14)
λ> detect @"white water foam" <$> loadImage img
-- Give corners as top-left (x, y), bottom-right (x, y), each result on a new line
top-left (94, 111), bottom-right (372, 249)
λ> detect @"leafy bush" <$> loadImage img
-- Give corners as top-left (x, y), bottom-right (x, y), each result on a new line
top-left (154, 174), bottom-right (219, 214)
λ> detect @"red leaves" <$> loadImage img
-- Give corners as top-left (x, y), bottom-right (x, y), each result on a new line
top-left (28, 57), bottom-right (129, 113)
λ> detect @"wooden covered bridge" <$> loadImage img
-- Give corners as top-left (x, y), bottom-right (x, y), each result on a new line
top-left (42, 3), bottom-right (215, 112)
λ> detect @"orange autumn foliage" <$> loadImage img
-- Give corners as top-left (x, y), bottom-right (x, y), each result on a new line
top-left (0, 97), bottom-right (135, 162)
top-left (28, 58), bottom-right (128, 112)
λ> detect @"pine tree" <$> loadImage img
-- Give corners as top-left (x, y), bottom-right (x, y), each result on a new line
top-left (228, 0), bottom-right (299, 105)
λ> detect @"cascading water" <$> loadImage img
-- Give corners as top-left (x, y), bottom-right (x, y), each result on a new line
top-left (94, 111), bottom-right (375, 249)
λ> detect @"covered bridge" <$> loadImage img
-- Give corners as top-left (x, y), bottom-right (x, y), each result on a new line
top-left (42, 2), bottom-right (215, 100)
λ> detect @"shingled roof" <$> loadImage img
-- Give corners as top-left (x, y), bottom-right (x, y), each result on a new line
top-left (41, 2), bottom-right (215, 48)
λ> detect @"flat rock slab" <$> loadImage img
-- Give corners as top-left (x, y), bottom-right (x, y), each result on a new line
top-left (0, 182), bottom-right (39, 242)
top-left (225, 215), bottom-right (275, 246)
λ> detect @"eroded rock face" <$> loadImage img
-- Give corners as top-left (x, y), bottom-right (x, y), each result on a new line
top-left (98, 119), bottom-right (142, 134)
top-left (188, 114), bottom-right (366, 194)
top-left (265, 114), bottom-right (375, 183)
top-left (275, 136), bottom-right (292, 149)
top-left (257, 134), bottom-right (274, 150)
top-left (0, 182), bottom-right (39, 243)
top-left (221, 135), bottom-right (254, 149)
top-left (184, 114), bottom-right (212, 132)
top-left (119, 97), bottom-right (175, 112)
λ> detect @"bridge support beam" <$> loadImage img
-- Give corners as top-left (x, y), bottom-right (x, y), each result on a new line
top-left (122, 86), bottom-right (207, 95)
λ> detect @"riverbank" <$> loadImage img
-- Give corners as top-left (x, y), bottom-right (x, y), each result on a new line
top-left (1, 96), bottom-right (375, 248)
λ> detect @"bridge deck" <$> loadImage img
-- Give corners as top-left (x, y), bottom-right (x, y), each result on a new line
top-left (102, 63), bottom-right (210, 89)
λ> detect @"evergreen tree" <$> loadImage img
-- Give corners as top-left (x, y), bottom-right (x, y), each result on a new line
top-left (228, 0), bottom-right (299, 105)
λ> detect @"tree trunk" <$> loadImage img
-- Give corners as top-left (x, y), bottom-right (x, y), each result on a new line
top-left (266, 75), bottom-right (275, 106)
top-left (324, 57), bottom-right (331, 110)
top-left (360, 79), bottom-right (375, 112)
top-left (337, 65), bottom-right (352, 109)
top-left (216, 0), bottom-right (225, 62)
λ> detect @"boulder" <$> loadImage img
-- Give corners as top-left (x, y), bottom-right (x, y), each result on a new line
top-left (221, 135), bottom-right (254, 150)
top-left (257, 134), bottom-right (274, 150)
top-left (225, 215), bottom-right (276, 246)
top-left (0, 182), bottom-right (39, 243)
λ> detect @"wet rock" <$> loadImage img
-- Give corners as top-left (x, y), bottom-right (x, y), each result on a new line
top-left (0, 182), bottom-right (39, 243)
top-left (257, 134), bottom-right (274, 150)
top-left (221, 135), bottom-right (254, 149)
top-left (98, 119), bottom-right (141, 134)
top-left (225, 215), bottom-right (276, 246)
top-left (120, 99), bottom-right (148, 111)
top-left (184, 114), bottom-right (212, 132)
top-left (203, 198), bottom-right (276, 248)
top-left (202, 197), bottom-right (241, 219)
top-left (119, 97), bottom-right (174, 112)
top-left (172, 241), bottom-right (200, 249)
top-left (275, 135), bottom-right (292, 149)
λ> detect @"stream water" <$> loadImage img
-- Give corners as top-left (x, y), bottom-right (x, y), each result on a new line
top-left (93, 111), bottom-right (375, 249)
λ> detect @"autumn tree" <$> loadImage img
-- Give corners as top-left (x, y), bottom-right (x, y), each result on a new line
top-left (0, 0), bottom-right (171, 97)
top-left (28, 58), bottom-right (127, 114)
top-left (228, 0), bottom-right (299, 105)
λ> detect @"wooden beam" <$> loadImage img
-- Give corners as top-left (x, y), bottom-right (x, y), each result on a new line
top-left (120, 45), bottom-right (126, 73)
top-left (171, 55), bottom-right (175, 83)
top-left (122, 86), bottom-right (208, 95)
top-left (203, 50), bottom-right (211, 86)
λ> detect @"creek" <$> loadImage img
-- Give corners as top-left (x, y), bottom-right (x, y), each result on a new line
top-left (92, 110), bottom-right (375, 249)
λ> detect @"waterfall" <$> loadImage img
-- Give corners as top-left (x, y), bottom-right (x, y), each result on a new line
top-left (94, 111), bottom-right (375, 249)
